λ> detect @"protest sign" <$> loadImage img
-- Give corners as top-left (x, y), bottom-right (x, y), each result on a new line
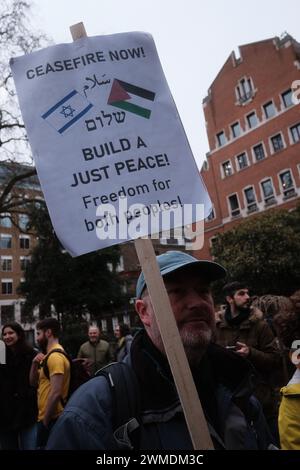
top-left (10, 31), bottom-right (211, 256)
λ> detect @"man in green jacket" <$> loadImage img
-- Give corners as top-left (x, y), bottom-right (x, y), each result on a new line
top-left (77, 325), bottom-right (113, 375)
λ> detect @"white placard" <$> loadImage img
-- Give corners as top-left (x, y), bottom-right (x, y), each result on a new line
top-left (10, 32), bottom-right (211, 256)
top-left (0, 340), bottom-right (5, 364)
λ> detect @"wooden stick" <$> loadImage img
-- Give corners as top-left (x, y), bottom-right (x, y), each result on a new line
top-left (70, 22), bottom-right (87, 40)
top-left (70, 22), bottom-right (214, 450)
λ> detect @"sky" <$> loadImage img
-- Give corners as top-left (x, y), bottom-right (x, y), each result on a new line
top-left (32, 0), bottom-right (300, 169)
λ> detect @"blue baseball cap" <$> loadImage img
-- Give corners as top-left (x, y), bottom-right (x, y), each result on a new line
top-left (136, 250), bottom-right (226, 299)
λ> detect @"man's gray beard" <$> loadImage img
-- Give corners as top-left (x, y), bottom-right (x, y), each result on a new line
top-left (149, 323), bottom-right (213, 367)
top-left (180, 327), bottom-right (213, 366)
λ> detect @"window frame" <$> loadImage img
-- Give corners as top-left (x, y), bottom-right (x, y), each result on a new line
top-left (270, 132), bottom-right (285, 154)
top-left (221, 160), bottom-right (234, 178)
top-left (20, 256), bottom-right (31, 271)
top-left (263, 100), bottom-right (276, 119)
top-left (236, 76), bottom-right (255, 104)
top-left (0, 213), bottom-right (12, 228)
top-left (252, 142), bottom-right (266, 162)
top-left (243, 186), bottom-right (258, 213)
top-left (227, 193), bottom-right (241, 218)
top-left (19, 235), bottom-right (30, 250)
top-left (1, 279), bottom-right (13, 295)
top-left (231, 121), bottom-right (241, 139)
top-left (260, 178), bottom-right (276, 205)
top-left (216, 131), bottom-right (227, 147)
top-left (246, 111), bottom-right (258, 129)
top-left (278, 169), bottom-right (296, 199)
top-left (290, 123), bottom-right (300, 144)
top-left (0, 234), bottom-right (12, 249)
top-left (281, 89), bottom-right (293, 109)
top-left (235, 151), bottom-right (249, 171)
top-left (1, 256), bottom-right (13, 272)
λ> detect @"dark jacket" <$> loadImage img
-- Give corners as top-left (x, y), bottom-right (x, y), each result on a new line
top-left (115, 334), bottom-right (133, 362)
top-left (47, 331), bottom-right (273, 450)
top-left (0, 347), bottom-right (37, 431)
top-left (215, 306), bottom-right (281, 419)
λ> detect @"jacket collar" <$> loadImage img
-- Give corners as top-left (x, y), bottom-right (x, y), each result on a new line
top-left (218, 306), bottom-right (264, 329)
top-left (130, 330), bottom-right (255, 413)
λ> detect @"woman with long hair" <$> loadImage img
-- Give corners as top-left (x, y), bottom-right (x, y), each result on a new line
top-left (0, 322), bottom-right (38, 449)
top-left (114, 323), bottom-right (133, 362)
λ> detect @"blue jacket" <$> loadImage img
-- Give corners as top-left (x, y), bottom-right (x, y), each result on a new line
top-left (47, 332), bottom-right (273, 450)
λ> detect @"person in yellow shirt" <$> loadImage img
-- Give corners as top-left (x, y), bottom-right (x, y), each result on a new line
top-left (30, 317), bottom-right (70, 448)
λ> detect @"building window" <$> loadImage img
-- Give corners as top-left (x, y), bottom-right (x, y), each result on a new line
top-left (0, 234), bottom-right (12, 249)
top-left (20, 256), bottom-right (31, 271)
top-left (101, 319), bottom-right (107, 333)
top-left (1, 256), bottom-right (12, 272)
top-left (247, 112), bottom-right (258, 129)
top-left (236, 152), bottom-right (248, 170)
top-left (19, 235), bottom-right (30, 249)
top-left (2, 279), bottom-right (13, 295)
top-left (279, 170), bottom-right (296, 198)
top-left (281, 89), bottom-right (293, 108)
top-left (261, 179), bottom-right (276, 205)
top-left (205, 207), bottom-right (215, 221)
top-left (222, 160), bottom-right (233, 177)
top-left (112, 317), bottom-right (119, 331)
top-left (0, 213), bottom-right (12, 228)
top-left (19, 213), bottom-right (30, 231)
top-left (216, 131), bottom-right (227, 147)
top-left (1, 305), bottom-right (14, 324)
top-left (271, 133), bottom-right (284, 152)
top-left (253, 143), bottom-right (265, 162)
top-left (290, 123), bottom-right (300, 143)
top-left (244, 187), bottom-right (258, 213)
top-left (263, 101), bottom-right (276, 119)
top-left (228, 194), bottom-right (240, 217)
top-left (116, 256), bottom-right (124, 273)
top-left (231, 122), bottom-right (241, 138)
top-left (236, 77), bottom-right (254, 104)
top-left (209, 236), bottom-right (218, 249)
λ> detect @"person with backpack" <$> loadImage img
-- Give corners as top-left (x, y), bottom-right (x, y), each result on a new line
top-left (47, 251), bottom-right (275, 450)
top-left (29, 317), bottom-right (70, 449)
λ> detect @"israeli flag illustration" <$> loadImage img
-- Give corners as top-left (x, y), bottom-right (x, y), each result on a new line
top-left (41, 90), bottom-right (93, 134)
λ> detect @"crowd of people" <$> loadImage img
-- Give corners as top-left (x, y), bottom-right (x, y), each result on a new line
top-left (0, 250), bottom-right (299, 450)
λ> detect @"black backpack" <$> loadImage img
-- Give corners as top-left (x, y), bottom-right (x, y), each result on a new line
top-left (43, 348), bottom-right (91, 404)
top-left (95, 362), bottom-right (141, 450)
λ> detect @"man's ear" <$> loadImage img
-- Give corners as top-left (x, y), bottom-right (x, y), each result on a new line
top-left (226, 295), bottom-right (233, 305)
top-left (45, 328), bottom-right (52, 339)
top-left (135, 299), bottom-right (151, 327)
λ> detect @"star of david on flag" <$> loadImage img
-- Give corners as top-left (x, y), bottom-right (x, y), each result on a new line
top-left (41, 90), bottom-right (93, 134)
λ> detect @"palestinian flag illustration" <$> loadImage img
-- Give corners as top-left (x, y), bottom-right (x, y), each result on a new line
top-left (107, 79), bottom-right (155, 119)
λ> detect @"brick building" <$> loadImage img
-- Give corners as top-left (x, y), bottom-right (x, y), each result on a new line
top-left (198, 33), bottom-right (300, 259)
top-left (0, 163), bottom-right (41, 343)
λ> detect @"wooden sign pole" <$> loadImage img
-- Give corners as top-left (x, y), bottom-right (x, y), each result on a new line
top-left (70, 22), bottom-right (214, 450)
